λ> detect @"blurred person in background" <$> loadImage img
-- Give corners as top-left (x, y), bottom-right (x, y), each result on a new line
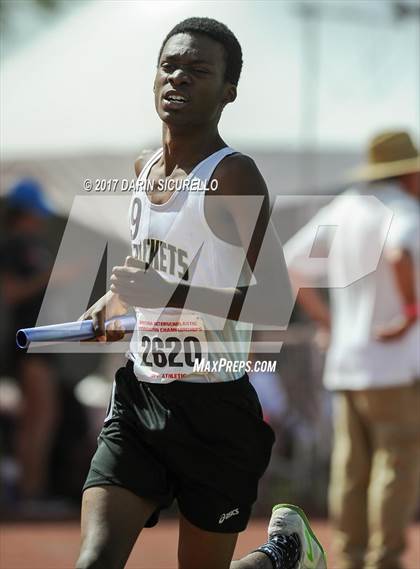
top-left (284, 130), bottom-right (420, 569)
top-left (0, 178), bottom-right (62, 506)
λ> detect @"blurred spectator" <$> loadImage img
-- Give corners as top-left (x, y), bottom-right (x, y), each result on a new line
top-left (0, 178), bottom-right (62, 504)
top-left (284, 131), bottom-right (420, 569)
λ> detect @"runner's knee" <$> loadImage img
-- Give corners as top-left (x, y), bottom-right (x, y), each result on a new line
top-left (76, 546), bottom-right (123, 569)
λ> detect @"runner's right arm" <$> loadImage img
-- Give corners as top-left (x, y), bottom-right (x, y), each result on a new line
top-left (77, 151), bottom-right (155, 341)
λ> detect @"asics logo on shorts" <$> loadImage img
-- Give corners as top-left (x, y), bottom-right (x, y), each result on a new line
top-left (218, 508), bottom-right (239, 524)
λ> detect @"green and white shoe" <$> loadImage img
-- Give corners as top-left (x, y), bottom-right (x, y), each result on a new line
top-left (268, 504), bottom-right (327, 569)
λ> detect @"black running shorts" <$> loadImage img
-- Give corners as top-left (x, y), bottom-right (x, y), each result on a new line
top-left (83, 360), bottom-right (275, 533)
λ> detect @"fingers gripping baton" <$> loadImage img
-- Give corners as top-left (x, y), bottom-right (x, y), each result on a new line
top-left (16, 315), bottom-right (137, 349)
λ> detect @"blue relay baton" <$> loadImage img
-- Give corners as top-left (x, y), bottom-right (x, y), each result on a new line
top-left (16, 315), bottom-right (137, 349)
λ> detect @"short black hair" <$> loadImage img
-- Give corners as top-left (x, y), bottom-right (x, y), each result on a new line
top-left (158, 17), bottom-right (243, 86)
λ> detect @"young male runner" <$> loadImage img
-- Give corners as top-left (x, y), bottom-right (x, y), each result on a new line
top-left (76, 18), bottom-right (326, 569)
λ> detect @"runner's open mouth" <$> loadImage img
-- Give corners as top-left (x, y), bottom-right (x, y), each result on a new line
top-left (163, 91), bottom-right (190, 103)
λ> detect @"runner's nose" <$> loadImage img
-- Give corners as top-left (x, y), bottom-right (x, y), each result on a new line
top-left (169, 68), bottom-right (191, 86)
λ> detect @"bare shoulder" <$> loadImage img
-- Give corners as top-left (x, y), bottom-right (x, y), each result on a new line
top-left (134, 148), bottom-right (158, 177)
top-left (212, 152), bottom-right (268, 197)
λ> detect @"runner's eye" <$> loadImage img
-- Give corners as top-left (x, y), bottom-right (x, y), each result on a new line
top-left (161, 62), bottom-right (176, 73)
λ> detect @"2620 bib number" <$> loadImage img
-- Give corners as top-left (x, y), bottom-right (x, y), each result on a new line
top-left (141, 335), bottom-right (202, 368)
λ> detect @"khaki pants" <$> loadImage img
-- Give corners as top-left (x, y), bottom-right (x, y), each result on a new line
top-left (329, 384), bottom-right (420, 569)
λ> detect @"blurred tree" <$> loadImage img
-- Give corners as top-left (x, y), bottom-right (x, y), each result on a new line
top-left (0, 0), bottom-right (60, 32)
top-left (36, 0), bottom-right (59, 9)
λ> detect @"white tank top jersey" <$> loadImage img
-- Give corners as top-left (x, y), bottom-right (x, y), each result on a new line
top-left (127, 147), bottom-right (254, 384)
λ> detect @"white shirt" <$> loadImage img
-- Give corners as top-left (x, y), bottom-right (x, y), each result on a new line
top-left (284, 181), bottom-right (420, 390)
top-left (127, 147), bottom-right (253, 383)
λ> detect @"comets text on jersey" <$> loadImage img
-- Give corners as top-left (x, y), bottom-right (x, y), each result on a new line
top-left (132, 238), bottom-right (189, 281)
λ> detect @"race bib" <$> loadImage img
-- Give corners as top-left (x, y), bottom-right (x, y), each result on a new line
top-left (134, 308), bottom-right (208, 382)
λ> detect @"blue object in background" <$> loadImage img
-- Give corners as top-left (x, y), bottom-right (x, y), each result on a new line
top-left (6, 178), bottom-right (54, 217)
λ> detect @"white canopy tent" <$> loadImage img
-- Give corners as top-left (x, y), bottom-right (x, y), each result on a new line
top-left (4, 0), bottom-right (418, 240)
top-left (1, 0), bottom-right (418, 159)
top-left (1, 1), bottom-right (305, 158)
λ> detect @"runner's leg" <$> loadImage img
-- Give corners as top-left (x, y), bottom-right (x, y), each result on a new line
top-left (178, 513), bottom-right (238, 569)
top-left (231, 553), bottom-right (274, 569)
top-left (178, 513), bottom-right (274, 569)
top-left (76, 485), bottom-right (157, 569)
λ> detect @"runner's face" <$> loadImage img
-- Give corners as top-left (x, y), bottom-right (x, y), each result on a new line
top-left (154, 33), bottom-right (235, 127)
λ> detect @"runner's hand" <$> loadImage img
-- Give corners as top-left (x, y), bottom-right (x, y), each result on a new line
top-left (110, 256), bottom-right (175, 308)
top-left (78, 290), bottom-right (128, 342)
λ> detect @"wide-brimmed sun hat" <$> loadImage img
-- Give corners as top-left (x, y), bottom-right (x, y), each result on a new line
top-left (350, 130), bottom-right (420, 182)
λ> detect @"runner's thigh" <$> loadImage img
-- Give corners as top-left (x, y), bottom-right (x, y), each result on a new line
top-left (77, 485), bottom-right (157, 569)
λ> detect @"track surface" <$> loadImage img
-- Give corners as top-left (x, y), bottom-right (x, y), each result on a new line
top-left (1, 520), bottom-right (419, 569)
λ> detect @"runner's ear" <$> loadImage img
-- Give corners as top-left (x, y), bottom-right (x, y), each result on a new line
top-left (222, 84), bottom-right (237, 106)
